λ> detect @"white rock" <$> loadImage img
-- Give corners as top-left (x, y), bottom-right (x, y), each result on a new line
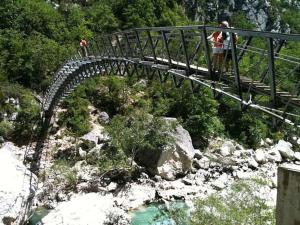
top-left (266, 138), bottom-right (273, 145)
top-left (118, 184), bottom-right (156, 210)
top-left (0, 144), bottom-right (38, 224)
top-left (212, 180), bottom-right (225, 190)
top-left (219, 141), bottom-right (235, 156)
top-left (41, 193), bottom-right (118, 225)
top-left (254, 149), bottom-right (267, 164)
top-left (81, 124), bottom-right (110, 145)
top-left (220, 146), bottom-right (231, 156)
top-left (236, 170), bottom-right (251, 179)
top-left (155, 118), bottom-right (195, 180)
top-left (260, 139), bottom-right (265, 147)
top-left (294, 152), bottom-right (300, 161)
top-left (274, 140), bottom-right (294, 159)
top-left (233, 150), bottom-right (242, 157)
top-left (78, 147), bottom-right (87, 158)
top-left (248, 157), bottom-right (259, 169)
top-left (198, 157), bottom-right (210, 170)
top-left (98, 111), bottom-right (110, 124)
top-left (267, 148), bottom-right (282, 162)
top-left (271, 176), bottom-right (277, 188)
top-left (107, 182), bottom-right (118, 192)
top-left (103, 207), bottom-right (130, 225)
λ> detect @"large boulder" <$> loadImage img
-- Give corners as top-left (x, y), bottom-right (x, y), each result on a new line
top-left (142, 118), bottom-right (195, 180)
top-left (40, 193), bottom-right (130, 225)
top-left (0, 143), bottom-right (37, 225)
top-left (273, 140), bottom-right (294, 160)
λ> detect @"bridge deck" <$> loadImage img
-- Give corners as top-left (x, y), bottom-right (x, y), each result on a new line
top-left (144, 56), bottom-right (300, 107)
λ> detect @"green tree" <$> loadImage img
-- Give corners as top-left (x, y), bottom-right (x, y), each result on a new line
top-left (107, 109), bottom-right (174, 168)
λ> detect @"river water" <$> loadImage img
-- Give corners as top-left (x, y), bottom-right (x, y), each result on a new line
top-left (28, 201), bottom-right (190, 225)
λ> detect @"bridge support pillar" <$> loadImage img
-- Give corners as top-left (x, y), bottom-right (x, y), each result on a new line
top-left (276, 164), bottom-right (300, 225)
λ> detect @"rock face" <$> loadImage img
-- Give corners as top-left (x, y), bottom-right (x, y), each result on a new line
top-left (40, 193), bottom-right (130, 225)
top-left (183, 0), bottom-right (291, 32)
top-left (0, 143), bottom-right (37, 225)
top-left (155, 118), bottom-right (195, 180)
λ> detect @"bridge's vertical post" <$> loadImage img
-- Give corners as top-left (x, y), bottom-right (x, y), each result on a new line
top-left (276, 165), bottom-right (300, 225)
top-left (180, 30), bottom-right (191, 76)
top-left (107, 36), bottom-right (117, 57)
top-left (260, 40), bottom-right (284, 83)
top-left (267, 37), bottom-right (277, 126)
top-left (100, 37), bottom-right (109, 57)
top-left (107, 35), bottom-right (122, 75)
top-left (162, 31), bottom-right (172, 65)
top-left (201, 27), bottom-right (216, 96)
top-left (201, 27), bottom-right (214, 82)
top-left (124, 33), bottom-right (133, 57)
top-left (90, 39), bottom-right (98, 56)
top-left (230, 32), bottom-right (243, 102)
top-left (94, 39), bottom-right (102, 56)
top-left (135, 30), bottom-right (144, 58)
top-left (115, 34), bottom-right (124, 57)
top-left (147, 30), bottom-right (157, 61)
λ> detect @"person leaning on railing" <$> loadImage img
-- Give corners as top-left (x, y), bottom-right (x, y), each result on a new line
top-left (207, 22), bottom-right (227, 72)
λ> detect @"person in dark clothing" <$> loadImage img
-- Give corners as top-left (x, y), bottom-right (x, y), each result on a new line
top-left (221, 21), bottom-right (238, 72)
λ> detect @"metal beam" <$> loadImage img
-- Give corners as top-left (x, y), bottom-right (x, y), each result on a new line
top-left (268, 38), bottom-right (277, 109)
top-left (230, 32), bottom-right (243, 101)
top-left (147, 30), bottom-right (157, 61)
top-left (201, 28), bottom-right (214, 81)
top-left (180, 30), bottom-right (191, 75)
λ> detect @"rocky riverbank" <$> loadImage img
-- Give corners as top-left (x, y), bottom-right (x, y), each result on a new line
top-left (33, 134), bottom-right (299, 224)
top-left (1, 108), bottom-right (300, 224)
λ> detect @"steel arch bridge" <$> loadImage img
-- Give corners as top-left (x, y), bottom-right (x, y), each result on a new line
top-left (31, 25), bottom-right (300, 172)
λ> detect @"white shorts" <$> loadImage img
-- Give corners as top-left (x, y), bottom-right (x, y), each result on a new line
top-left (212, 47), bottom-right (223, 54)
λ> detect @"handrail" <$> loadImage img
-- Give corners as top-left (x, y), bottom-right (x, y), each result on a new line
top-left (108, 26), bottom-right (300, 41)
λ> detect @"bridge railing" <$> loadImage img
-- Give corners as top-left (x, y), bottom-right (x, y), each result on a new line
top-left (90, 26), bottom-right (299, 117)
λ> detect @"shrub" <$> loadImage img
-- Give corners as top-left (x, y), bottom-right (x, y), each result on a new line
top-left (12, 88), bottom-right (41, 144)
top-left (219, 101), bottom-right (268, 148)
top-left (0, 121), bottom-right (13, 139)
top-left (106, 109), bottom-right (175, 168)
top-left (51, 159), bottom-right (78, 191)
top-left (59, 95), bottom-right (91, 137)
top-left (192, 179), bottom-right (275, 225)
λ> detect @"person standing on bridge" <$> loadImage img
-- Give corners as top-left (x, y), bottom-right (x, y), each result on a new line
top-left (207, 22), bottom-right (226, 72)
top-left (221, 21), bottom-right (238, 72)
top-left (79, 39), bottom-right (88, 57)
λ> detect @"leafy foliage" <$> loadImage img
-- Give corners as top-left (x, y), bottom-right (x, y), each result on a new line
top-left (192, 179), bottom-right (276, 225)
top-left (51, 159), bottom-right (78, 191)
top-left (219, 100), bottom-right (268, 148)
top-left (106, 109), bottom-right (175, 168)
top-left (59, 94), bottom-right (91, 137)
